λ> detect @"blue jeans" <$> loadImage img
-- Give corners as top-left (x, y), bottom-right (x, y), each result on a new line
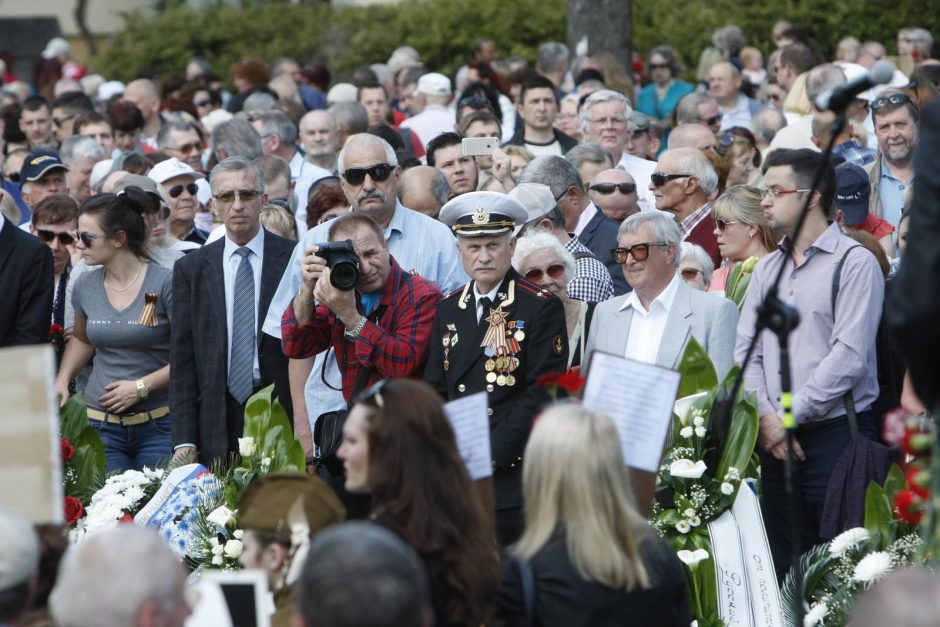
top-left (91, 415), bottom-right (173, 473)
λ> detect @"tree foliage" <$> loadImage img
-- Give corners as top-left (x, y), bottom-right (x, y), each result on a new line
top-left (92, 0), bottom-right (940, 85)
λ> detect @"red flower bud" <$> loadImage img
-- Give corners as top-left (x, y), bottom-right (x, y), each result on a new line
top-left (60, 439), bottom-right (75, 463)
top-left (895, 489), bottom-right (924, 525)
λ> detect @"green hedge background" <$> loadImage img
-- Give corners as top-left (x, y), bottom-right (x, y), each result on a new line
top-left (92, 0), bottom-right (940, 84)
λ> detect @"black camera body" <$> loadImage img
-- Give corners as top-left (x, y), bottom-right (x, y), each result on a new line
top-left (318, 240), bottom-right (360, 291)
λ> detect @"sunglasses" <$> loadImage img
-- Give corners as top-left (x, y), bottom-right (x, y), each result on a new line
top-left (524, 264), bottom-right (566, 282)
top-left (590, 182), bottom-right (637, 195)
top-left (716, 132), bottom-right (734, 156)
top-left (36, 229), bottom-right (75, 245)
top-left (714, 219), bottom-right (742, 231)
top-left (194, 99), bottom-right (211, 108)
top-left (703, 113), bottom-right (723, 127)
top-left (610, 241), bottom-right (670, 263)
top-left (357, 378), bottom-right (387, 408)
top-left (870, 93), bottom-right (913, 112)
top-left (649, 63), bottom-right (671, 70)
top-left (680, 268), bottom-right (703, 280)
top-left (74, 230), bottom-right (110, 247)
top-left (457, 96), bottom-right (492, 110)
top-left (342, 163), bottom-right (393, 185)
top-left (168, 141), bottom-right (202, 155)
top-left (650, 172), bottom-right (692, 187)
top-left (214, 189), bottom-right (262, 204)
top-left (169, 182), bottom-right (199, 198)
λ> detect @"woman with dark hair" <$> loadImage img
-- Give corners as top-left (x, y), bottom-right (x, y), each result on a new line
top-left (337, 378), bottom-right (500, 627)
top-left (54, 188), bottom-right (173, 472)
top-left (107, 100), bottom-right (146, 154)
top-left (637, 45), bottom-right (694, 126)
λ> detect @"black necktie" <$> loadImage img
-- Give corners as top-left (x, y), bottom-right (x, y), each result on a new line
top-left (478, 296), bottom-right (491, 329)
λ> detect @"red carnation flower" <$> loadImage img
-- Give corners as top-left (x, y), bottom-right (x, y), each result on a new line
top-left (895, 489), bottom-right (924, 525)
top-left (60, 439), bottom-right (75, 463)
top-left (64, 496), bottom-right (84, 525)
top-left (119, 514), bottom-right (134, 524)
top-left (905, 465), bottom-right (930, 499)
top-left (556, 369), bottom-right (586, 395)
top-left (534, 371), bottom-right (562, 389)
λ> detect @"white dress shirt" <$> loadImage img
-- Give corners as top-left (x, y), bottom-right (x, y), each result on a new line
top-left (619, 272), bottom-right (681, 364)
top-left (223, 229), bottom-right (265, 381)
top-left (474, 284), bottom-right (501, 323)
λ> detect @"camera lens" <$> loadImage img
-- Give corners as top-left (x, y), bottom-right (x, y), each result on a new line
top-left (330, 260), bottom-right (360, 291)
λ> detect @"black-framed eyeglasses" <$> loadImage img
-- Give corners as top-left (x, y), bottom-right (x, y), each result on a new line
top-left (35, 229), bottom-right (75, 245)
top-left (356, 378), bottom-right (388, 408)
top-left (169, 182), bottom-right (199, 198)
top-left (703, 113), bottom-right (723, 127)
top-left (649, 63), bottom-right (671, 71)
top-left (650, 172), bottom-right (692, 187)
top-left (214, 189), bottom-right (262, 205)
top-left (342, 163), bottom-right (393, 186)
top-left (590, 182), bottom-right (637, 195)
top-left (714, 219), bottom-right (742, 231)
top-left (167, 141), bottom-right (202, 155)
top-left (457, 96), bottom-right (492, 110)
top-left (870, 92), bottom-right (914, 112)
top-left (74, 230), bottom-right (110, 247)
top-left (524, 264), bottom-right (566, 282)
top-left (610, 241), bottom-right (670, 263)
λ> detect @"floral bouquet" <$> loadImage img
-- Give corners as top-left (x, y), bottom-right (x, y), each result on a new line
top-left (534, 366), bottom-right (586, 400)
top-left (59, 393), bottom-right (106, 524)
top-left (68, 466), bottom-right (165, 543)
top-left (781, 464), bottom-right (921, 627)
top-left (651, 339), bottom-right (760, 626)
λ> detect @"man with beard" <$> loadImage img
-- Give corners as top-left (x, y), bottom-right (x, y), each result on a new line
top-left (867, 91), bottom-right (919, 227)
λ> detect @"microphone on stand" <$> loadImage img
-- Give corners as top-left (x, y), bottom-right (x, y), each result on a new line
top-left (814, 60), bottom-right (897, 112)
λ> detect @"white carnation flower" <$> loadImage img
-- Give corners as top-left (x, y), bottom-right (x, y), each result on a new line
top-left (804, 602), bottom-right (828, 627)
top-left (683, 508), bottom-right (696, 518)
top-left (829, 527), bottom-right (870, 557)
top-left (721, 482), bottom-right (735, 495)
top-left (693, 415), bottom-right (705, 427)
top-left (689, 515), bottom-right (702, 527)
top-left (853, 551), bottom-right (892, 583)
top-left (211, 555), bottom-right (223, 566)
top-left (680, 426), bottom-right (694, 439)
top-left (695, 426), bottom-right (707, 438)
top-left (675, 520), bottom-right (691, 534)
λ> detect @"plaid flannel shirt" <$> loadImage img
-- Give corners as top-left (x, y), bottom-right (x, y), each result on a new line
top-left (679, 203), bottom-right (713, 240)
top-left (281, 256), bottom-right (442, 401)
top-left (565, 236), bottom-right (615, 303)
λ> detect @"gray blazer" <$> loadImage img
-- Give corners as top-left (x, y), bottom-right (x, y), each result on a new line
top-left (585, 280), bottom-right (739, 380)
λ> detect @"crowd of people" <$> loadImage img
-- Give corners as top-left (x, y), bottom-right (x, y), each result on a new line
top-left (2, 19), bottom-right (940, 627)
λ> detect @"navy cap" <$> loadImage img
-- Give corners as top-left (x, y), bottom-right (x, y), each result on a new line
top-left (20, 151), bottom-right (69, 183)
top-left (834, 162), bottom-right (870, 226)
top-left (438, 191), bottom-right (528, 237)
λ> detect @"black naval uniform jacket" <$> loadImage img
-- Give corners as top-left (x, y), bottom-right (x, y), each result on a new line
top-left (425, 268), bottom-right (569, 511)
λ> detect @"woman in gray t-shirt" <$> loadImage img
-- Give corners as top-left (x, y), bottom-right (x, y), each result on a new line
top-left (55, 189), bottom-right (174, 472)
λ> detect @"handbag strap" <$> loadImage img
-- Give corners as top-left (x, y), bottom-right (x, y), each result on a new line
top-left (831, 245), bottom-right (864, 441)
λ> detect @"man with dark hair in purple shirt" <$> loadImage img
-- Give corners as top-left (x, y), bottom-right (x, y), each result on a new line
top-left (736, 148), bottom-right (885, 578)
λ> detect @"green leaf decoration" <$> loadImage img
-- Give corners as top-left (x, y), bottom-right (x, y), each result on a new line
top-left (676, 337), bottom-right (718, 399)
top-left (864, 481), bottom-right (893, 547)
top-left (781, 543), bottom-right (836, 625)
top-left (715, 371), bottom-right (759, 484)
top-left (882, 463), bottom-right (905, 504)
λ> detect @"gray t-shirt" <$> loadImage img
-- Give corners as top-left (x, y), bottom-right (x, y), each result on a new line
top-left (72, 263), bottom-right (173, 412)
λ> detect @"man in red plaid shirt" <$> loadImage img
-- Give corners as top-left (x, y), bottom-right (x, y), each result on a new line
top-left (280, 212), bottom-right (442, 402)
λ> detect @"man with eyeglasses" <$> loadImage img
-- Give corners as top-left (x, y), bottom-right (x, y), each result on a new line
top-left (426, 191), bottom-right (568, 545)
top-left (170, 156), bottom-right (295, 468)
top-left (588, 168), bottom-right (640, 223)
top-left (675, 92), bottom-right (723, 135)
top-left (867, 91), bottom-right (919, 227)
top-left (51, 91), bottom-right (94, 146)
top-left (148, 158), bottom-right (209, 246)
top-left (650, 147), bottom-right (722, 267)
top-left (157, 121), bottom-right (205, 172)
top-left (585, 210), bottom-right (738, 378)
top-left (263, 134), bottom-right (467, 475)
top-left (580, 90), bottom-right (658, 211)
top-left (28, 194), bottom-right (78, 343)
top-left (736, 148), bottom-right (885, 579)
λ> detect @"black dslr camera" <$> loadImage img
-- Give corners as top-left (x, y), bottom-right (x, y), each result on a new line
top-left (317, 239), bottom-right (360, 291)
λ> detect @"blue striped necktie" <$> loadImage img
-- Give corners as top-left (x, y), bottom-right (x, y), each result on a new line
top-left (229, 247), bottom-right (255, 403)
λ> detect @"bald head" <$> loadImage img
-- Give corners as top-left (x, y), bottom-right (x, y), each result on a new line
top-left (399, 165), bottom-right (448, 218)
top-left (299, 110), bottom-right (337, 160)
top-left (707, 62), bottom-right (742, 106)
top-left (123, 79), bottom-right (160, 122)
top-left (589, 168), bottom-right (639, 223)
top-left (668, 123), bottom-right (718, 151)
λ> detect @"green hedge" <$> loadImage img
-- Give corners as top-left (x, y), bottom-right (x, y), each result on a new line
top-left (92, 0), bottom-right (940, 85)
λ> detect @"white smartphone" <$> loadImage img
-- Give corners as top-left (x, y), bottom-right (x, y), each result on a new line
top-left (462, 136), bottom-right (498, 157)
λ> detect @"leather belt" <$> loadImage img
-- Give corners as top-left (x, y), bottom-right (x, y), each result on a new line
top-left (87, 406), bottom-right (170, 426)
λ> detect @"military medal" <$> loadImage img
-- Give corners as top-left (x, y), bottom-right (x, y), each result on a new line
top-left (497, 374), bottom-right (507, 386)
top-left (506, 374), bottom-right (516, 386)
top-left (485, 359), bottom-right (496, 371)
top-left (442, 335), bottom-right (451, 371)
top-left (514, 330), bottom-right (525, 341)
top-left (486, 372), bottom-right (497, 383)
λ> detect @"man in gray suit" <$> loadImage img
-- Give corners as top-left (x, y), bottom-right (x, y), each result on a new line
top-left (585, 211), bottom-right (738, 378)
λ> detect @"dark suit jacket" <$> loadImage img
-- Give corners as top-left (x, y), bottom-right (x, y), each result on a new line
top-left (424, 269), bottom-right (568, 510)
top-left (578, 206), bottom-right (629, 295)
top-left (687, 213), bottom-right (722, 268)
top-left (170, 229), bottom-right (294, 465)
top-left (889, 100), bottom-right (940, 409)
top-left (0, 218), bottom-right (54, 347)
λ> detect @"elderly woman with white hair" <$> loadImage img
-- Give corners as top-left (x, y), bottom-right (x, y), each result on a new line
top-left (678, 242), bottom-right (714, 291)
top-left (513, 232), bottom-right (594, 367)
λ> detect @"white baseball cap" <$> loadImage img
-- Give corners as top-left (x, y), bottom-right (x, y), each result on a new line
top-left (147, 158), bottom-right (205, 185)
top-left (417, 73), bottom-right (452, 97)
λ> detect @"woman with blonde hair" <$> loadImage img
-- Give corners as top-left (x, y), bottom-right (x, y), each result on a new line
top-left (709, 184), bottom-right (780, 295)
top-left (496, 404), bottom-right (690, 626)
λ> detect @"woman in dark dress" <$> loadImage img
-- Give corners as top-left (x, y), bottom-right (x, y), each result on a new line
top-left (495, 404), bottom-right (692, 627)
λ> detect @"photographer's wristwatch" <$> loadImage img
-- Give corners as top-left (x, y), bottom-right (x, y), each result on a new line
top-left (344, 316), bottom-right (367, 340)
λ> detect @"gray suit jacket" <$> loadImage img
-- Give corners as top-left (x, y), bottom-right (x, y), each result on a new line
top-left (585, 280), bottom-right (739, 379)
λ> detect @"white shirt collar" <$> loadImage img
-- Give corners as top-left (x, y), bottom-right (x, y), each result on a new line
top-left (473, 283), bottom-right (501, 304)
top-left (0, 212), bottom-right (5, 232)
top-left (619, 272), bottom-right (682, 315)
top-left (573, 201), bottom-right (598, 237)
top-left (223, 227), bottom-right (265, 260)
